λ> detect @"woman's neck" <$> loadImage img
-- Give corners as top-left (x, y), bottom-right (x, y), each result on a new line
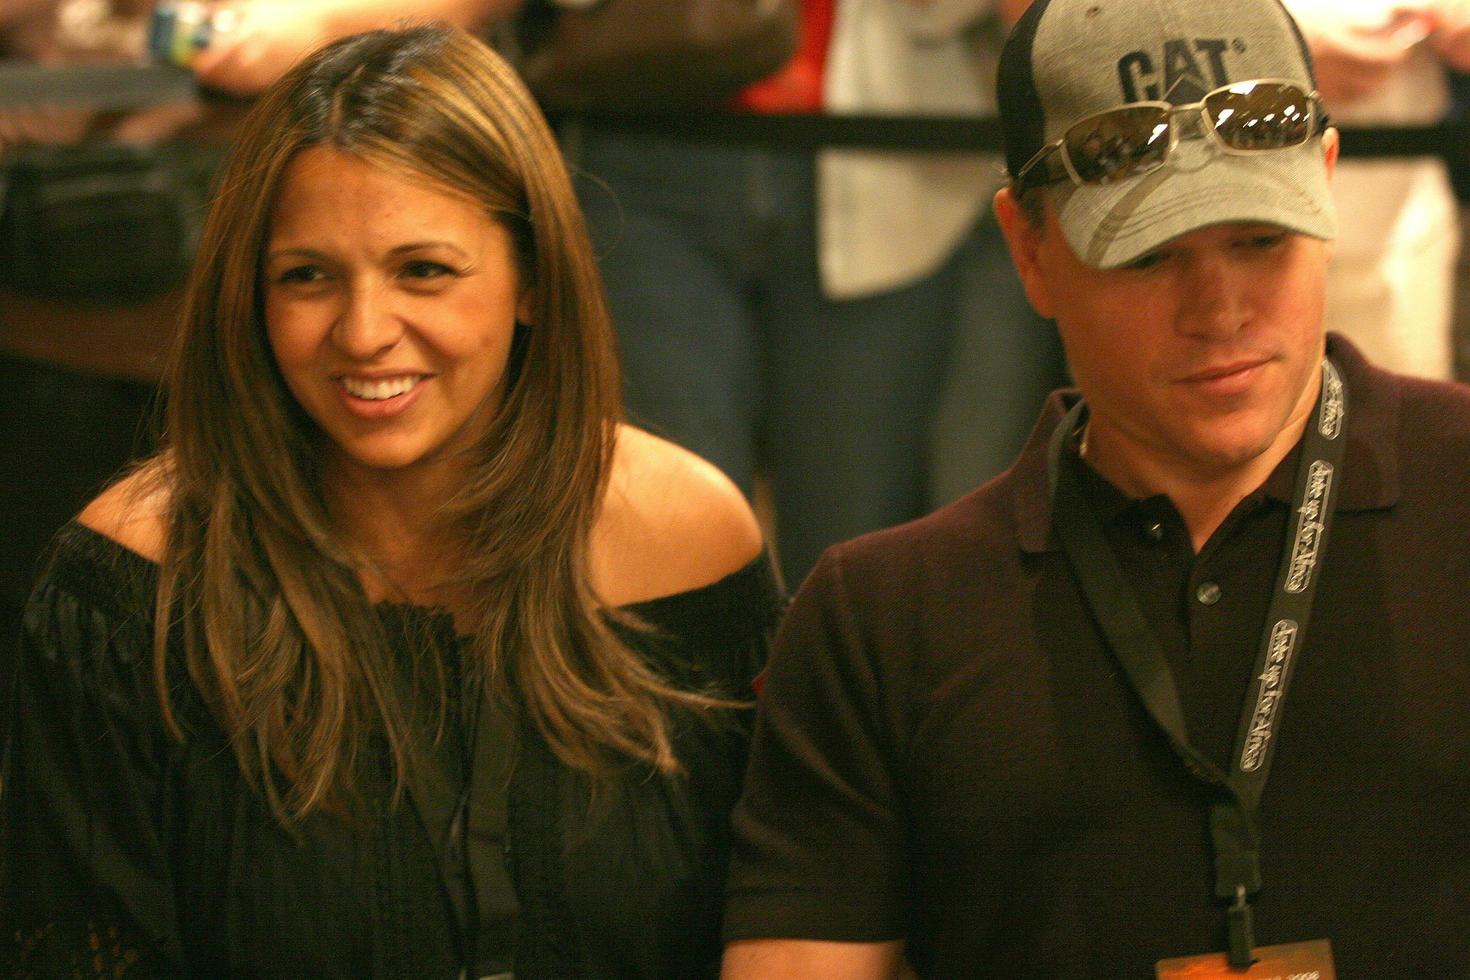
top-left (322, 456), bottom-right (464, 608)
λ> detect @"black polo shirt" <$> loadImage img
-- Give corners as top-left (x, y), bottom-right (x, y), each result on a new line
top-left (726, 334), bottom-right (1470, 977)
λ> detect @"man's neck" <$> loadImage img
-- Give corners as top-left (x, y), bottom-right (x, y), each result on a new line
top-left (1082, 408), bottom-right (1315, 554)
top-left (1115, 458), bottom-right (1281, 554)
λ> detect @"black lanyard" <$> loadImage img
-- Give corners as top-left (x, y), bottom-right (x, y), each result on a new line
top-left (1046, 358), bottom-right (1347, 968)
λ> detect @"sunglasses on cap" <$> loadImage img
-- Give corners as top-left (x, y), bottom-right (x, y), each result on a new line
top-left (1014, 78), bottom-right (1329, 192)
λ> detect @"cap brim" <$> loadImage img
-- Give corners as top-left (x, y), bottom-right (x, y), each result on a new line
top-left (1050, 136), bottom-right (1337, 269)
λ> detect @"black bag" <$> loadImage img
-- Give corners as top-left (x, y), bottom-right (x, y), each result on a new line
top-left (0, 140), bottom-right (224, 304)
top-left (509, 0), bottom-right (799, 113)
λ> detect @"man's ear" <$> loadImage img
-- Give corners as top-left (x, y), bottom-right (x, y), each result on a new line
top-left (992, 186), bottom-right (1056, 320)
top-left (1320, 128), bottom-right (1340, 261)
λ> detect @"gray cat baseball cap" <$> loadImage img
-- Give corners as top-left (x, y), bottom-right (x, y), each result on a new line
top-left (997, 0), bottom-right (1337, 269)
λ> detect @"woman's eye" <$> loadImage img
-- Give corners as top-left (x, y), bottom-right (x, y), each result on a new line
top-left (402, 260), bottom-right (454, 280)
top-left (276, 265), bottom-right (325, 285)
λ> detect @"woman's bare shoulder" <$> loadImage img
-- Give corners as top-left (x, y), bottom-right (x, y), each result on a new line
top-left (591, 425), bottom-right (764, 606)
top-left (76, 460), bottom-right (172, 564)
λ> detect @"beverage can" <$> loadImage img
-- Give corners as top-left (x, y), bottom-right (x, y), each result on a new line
top-left (147, 2), bottom-right (214, 66)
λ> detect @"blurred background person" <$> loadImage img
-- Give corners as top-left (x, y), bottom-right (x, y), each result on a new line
top-left (2, 25), bottom-right (777, 977)
top-left (1, 0), bottom-right (205, 679)
top-left (563, 0), bottom-right (1055, 588)
top-left (1285, 0), bottom-right (1470, 379)
top-left (927, 0), bottom-right (1067, 506)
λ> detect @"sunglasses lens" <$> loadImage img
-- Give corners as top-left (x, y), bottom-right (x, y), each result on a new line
top-left (1205, 81), bottom-right (1314, 150)
top-left (1062, 106), bottom-right (1172, 184)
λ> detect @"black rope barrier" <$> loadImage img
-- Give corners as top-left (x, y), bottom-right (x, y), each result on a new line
top-left (551, 110), bottom-right (1469, 162)
top-left (1, 60), bottom-right (1467, 162)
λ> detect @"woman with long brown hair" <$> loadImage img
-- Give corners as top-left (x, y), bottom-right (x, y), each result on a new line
top-left (1, 24), bottom-right (780, 978)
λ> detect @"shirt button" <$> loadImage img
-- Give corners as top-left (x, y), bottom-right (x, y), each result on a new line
top-left (1144, 521), bottom-right (1165, 542)
top-left (1196, 582), bottom-right (1222, 606)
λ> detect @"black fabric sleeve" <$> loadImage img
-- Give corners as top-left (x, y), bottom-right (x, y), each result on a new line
top-left (723, 545), bottom-right (910, 942)
top-left (2, 562), bottom-right (184, 977)
top-left (558, 550), bottom-right (785, 979)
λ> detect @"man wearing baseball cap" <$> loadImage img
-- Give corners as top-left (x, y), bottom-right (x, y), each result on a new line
top-left (720, 0), bottom-right (1470, 976)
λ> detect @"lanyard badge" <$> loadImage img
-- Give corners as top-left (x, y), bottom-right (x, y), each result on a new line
top-left (1048, 359), bottom-right (1347, 971)
top-left (1157, 939), bottom-right (1336, 979)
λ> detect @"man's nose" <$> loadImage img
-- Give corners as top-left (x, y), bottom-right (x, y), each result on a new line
top-left (1176, 253), bottom-right (1249, 339)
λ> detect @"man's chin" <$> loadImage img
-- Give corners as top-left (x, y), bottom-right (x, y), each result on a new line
top-left (1173, 425), bottom-right (1296, 482)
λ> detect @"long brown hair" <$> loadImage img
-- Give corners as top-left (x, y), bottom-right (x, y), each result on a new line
top-left (151, 25), bottom-right (717, 823)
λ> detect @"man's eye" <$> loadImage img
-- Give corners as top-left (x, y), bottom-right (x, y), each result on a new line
top-left (1244, 233), bottom-right (1287, 251)
top-left (1124, 250), bottom-right (1167, 271)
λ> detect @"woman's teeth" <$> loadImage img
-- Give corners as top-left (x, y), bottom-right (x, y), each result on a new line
top-left (339, 376), bottom-right (422, 400)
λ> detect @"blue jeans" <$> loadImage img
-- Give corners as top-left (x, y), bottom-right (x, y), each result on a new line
top-left (568, 127), bottom-right (961, 587)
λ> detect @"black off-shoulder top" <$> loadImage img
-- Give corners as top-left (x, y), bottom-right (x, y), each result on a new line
top-left (1, 522), bottom-right (783, 979)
